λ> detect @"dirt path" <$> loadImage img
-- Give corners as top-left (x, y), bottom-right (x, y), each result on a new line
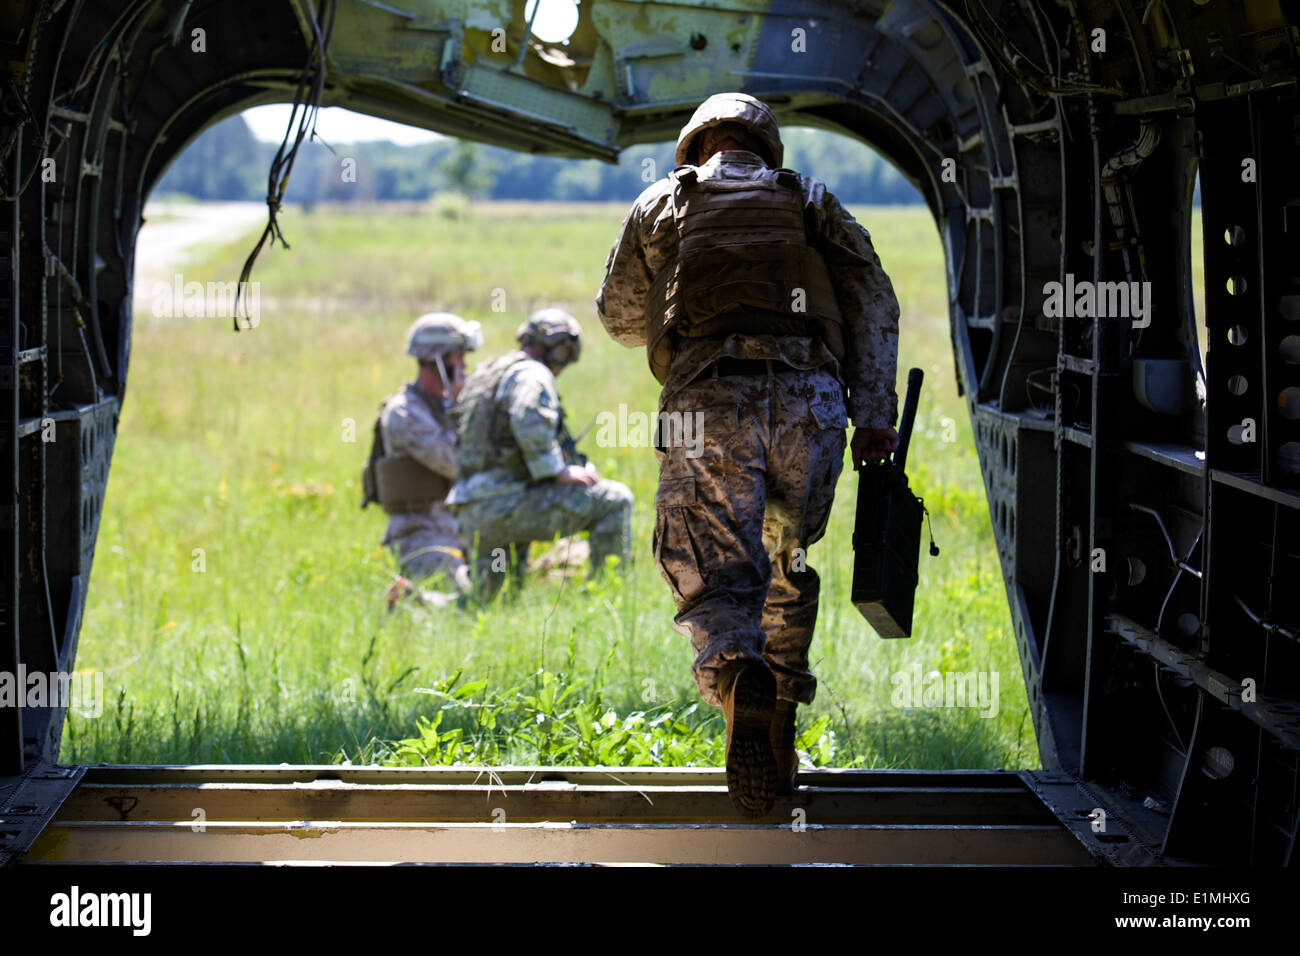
top-left (133, 200), bottom-right (267, 291)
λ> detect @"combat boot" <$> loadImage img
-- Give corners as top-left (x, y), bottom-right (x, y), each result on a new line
top-left (772, 698), bottom-right (798, 796)
top-left (717, 660), bottom-right (778, 818)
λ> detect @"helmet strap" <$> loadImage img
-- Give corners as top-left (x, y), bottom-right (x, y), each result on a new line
top-left (432, 354), bottom-right (452, 395)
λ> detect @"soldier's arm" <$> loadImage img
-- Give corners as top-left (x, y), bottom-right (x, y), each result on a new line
top-left (504, 366), bottom-right (567, 480)
top-left (386, 403), bottom-right (457, 478)
top-left (596, 195), bottom-right (654, 347)
top-left (808, 183), bottom-right (901, 430)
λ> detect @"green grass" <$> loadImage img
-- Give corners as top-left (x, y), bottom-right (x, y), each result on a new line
top-left (63, 199), bottom-right (1034, 771)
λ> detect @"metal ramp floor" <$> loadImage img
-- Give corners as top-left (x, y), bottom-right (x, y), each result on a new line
top-left (3, 766), bottom-right (1167, 865)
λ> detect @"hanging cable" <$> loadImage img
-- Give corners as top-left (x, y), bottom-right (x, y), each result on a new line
top-left (1234, 595), bottom-right (1300, 644)
top-left (233, 0), bottom-right (338, 329)
top-left (921, 502), bottom-right (940, 557)
top-left (1152, 660), bottom-right (1187, 754)
top-left (963, 0), bottom-right (1125, 98)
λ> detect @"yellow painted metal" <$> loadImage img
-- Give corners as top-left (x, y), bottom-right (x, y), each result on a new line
top-left (28, 820), bottom-right (1092, 865)
top-left (56, 782), bottom-right (1046, 824)
top-left (20, 766), bottom-right (1098, 865)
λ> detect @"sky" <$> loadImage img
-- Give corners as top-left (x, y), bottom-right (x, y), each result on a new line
top-left (242, 105), bottom-right (443, 145)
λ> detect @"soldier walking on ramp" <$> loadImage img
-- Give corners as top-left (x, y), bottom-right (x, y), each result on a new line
top-left (447, 309), bottom-right (634, 597)
top-left (596, 93), bottom-right (902, 816)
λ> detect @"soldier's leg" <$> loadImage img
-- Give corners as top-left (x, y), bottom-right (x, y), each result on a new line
top-left (510, 541), bottom-right (531, 587)
top-left (386, 514), bottom-right (469, 589)
top-left (761, 369), bottom-right (848, 705)
top-left (583, 479), bottom-right (633, 573)
top-left (655, 377), bottom-right (772, 707)
top-left (451, 505), bottom-right (508, 599)
top-left (505, 479), bottom-right (634, 575)
top-left (397, 537), bottom-right (468, 584)
top-left (761, 552), bottom-right (822, 703)
top-left (465, 538), bottom-right (530, 598)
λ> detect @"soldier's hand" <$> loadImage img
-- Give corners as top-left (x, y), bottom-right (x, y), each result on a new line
top-left (556, 464), bottom-right (600, 488)
top-left (851, 427), bottom-right (900, 469)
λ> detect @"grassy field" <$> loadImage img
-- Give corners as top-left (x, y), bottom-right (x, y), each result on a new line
top-left (62, 199), bottom-right (1036, 770)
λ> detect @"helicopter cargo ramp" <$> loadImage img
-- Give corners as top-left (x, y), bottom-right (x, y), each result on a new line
top-left (4, 765), bottom-right (1179, 866)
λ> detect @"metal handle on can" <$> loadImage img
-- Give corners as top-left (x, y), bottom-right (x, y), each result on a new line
top-left (892, 367), bottom-right (924, 472)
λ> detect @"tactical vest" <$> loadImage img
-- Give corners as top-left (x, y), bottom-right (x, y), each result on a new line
top-left (453, 350), bottom-right (534, 478)
top-left (361, 386), bottom-right (454, 515)
top-left (644, 164), bottom-right (845, 384)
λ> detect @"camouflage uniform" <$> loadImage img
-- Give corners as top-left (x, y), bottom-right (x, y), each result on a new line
top-left (367, 311), bottom-right (482, 592)
top-left (447, 343), bottom-right (633, 587)
top-left (379, 383), bottom-right (468, 586)
top-left (596, 94), bottom-right (900, 707)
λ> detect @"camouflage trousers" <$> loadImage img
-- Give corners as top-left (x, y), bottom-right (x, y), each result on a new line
top-left (653, 365), bottom-right (848, 707)
top-left (383, 507), bottom-right (470, 591)
top-left (455, 477), bottom-right (634, 593)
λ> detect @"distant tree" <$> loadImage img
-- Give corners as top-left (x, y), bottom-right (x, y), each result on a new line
top-left (154, 113), bottom-right (269, 200)
top-left (439, 140), bottom-right (497, 198)
top-left (153, 113), bottom-right (924, 206)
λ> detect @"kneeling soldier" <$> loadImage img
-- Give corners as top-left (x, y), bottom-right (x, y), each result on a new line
top-left (364, 312), bottom-right (482, 592)
top-left (448, 308), bottom-right (634, 596)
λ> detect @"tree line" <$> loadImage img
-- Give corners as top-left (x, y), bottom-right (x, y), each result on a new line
top-left (154, 113), bottom-right (925, 205)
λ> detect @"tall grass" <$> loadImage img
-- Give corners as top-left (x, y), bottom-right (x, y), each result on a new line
top-left (64, 201), bottom-right (1034, 771)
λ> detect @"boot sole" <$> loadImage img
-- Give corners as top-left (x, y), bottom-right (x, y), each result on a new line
top-left (725, 665), bottom-right (778, 818)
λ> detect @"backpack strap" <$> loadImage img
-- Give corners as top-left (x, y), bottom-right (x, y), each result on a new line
top-left (360, 405), bottom-right (386, 509)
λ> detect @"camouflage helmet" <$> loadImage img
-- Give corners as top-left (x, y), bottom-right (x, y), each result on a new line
top-left (675, 92), bottom-right (783, 168)
top-left (517, 308), bottom-right (582, 368)
top-left (405, 312), bottom-right (483, 361)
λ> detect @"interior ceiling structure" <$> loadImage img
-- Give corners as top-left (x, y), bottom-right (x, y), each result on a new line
top-left (0, 0), bottom-right (1298, 865)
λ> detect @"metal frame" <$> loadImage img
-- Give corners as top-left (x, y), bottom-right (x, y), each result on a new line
top-left (23, 765), bottom-right (1118, 865)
